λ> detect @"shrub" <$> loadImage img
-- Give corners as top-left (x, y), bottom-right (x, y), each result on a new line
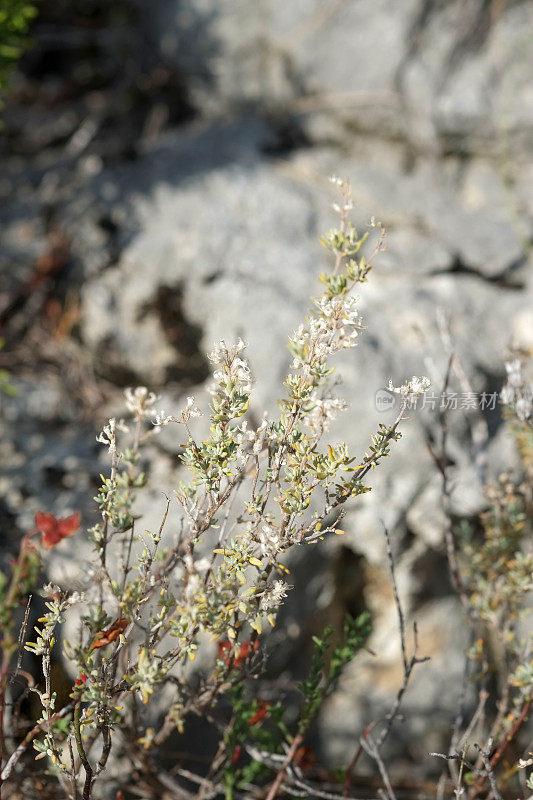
top-left (0, 178), bottom-right (429, 800)
top-left (426, 354), bottom-right (533, 796)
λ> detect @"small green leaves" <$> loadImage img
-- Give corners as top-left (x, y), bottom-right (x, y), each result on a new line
top-left (124, 648), bottom-right (167, 703)
top-left (0, 0), bottom-right (37, 94)
top-left (298, 613), bottom-right (371, 734)
top-left (319, 223), bottom-right (368, 262)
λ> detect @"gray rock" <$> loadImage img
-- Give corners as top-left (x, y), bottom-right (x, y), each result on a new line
top-left (143, 0), bottom-right (533, 158)
top-left (320, 597), bottom-right (469, 772)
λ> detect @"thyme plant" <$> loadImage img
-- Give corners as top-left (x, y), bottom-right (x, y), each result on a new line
top-left (432, 355), bottom-right (533, 798)
top-left (0, 178), bottom-right (429, 800)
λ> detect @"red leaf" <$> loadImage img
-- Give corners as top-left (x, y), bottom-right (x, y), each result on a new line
top-left (91, 618), bottom-right (129, 650)
top-left (57, 513), bottom-right (81, 538)
top-left (294, 745), bottom-right (315, 771)
top-left (218, 640), bottom-right (231, 660)
top-left (35, 511), bottom-right (80, 549)
top-left (247, 701), bottom-right (269, 726)
top-left (217, 639), bottom-right (259, 668)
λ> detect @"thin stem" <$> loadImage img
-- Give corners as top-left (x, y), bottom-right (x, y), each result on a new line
top-left (265, 733), bottom-right (304, 800)
top-left (1, 702), bottom-right (74, 782)
top-left (74, 702), bottom-right (93, 800)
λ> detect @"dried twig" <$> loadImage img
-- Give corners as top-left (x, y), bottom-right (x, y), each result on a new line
top-left (473, 741), bottom-right (503, 800)
top-left (265, 733), bottom-right (304, 800)
top-left (344, 525), bottom-right (429, 799)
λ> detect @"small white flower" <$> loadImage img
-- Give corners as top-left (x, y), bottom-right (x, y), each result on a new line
top-left (212, 346), bottom-right (252, 394)
top-left (252, 415), bottom-right (271, 455)
top-left (184, 573), bottom-right (201, 606)
top-left (41, 583), bottom-right (61, 598)
top-left (307, 394), bottom-right (347, 434)
top-left (97, 418), bottom-right (123, 454)
top-left (153, 411), bottom-right (177, 426)
top-left (235, 421), bottom-right (254, 448)
top-left (260, 580), bottom-right (288, 612)
top-left (153, 397), bottom-right (202, 426)
top-left (257, 524), bottom-right (283, 559)
top-left (185, 396), bottom-right (202, 418)
top-left (208, 340), bottom-right (226, 365)
top-left (388, 376), bottom-right (430, 396)
top-left (125, 386), bottom-right (158, 419)
top-left (208, 338), bottom-right (248, 365)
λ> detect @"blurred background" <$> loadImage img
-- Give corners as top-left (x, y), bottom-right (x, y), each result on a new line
top-left (1, 0), bottom-right (533, 783)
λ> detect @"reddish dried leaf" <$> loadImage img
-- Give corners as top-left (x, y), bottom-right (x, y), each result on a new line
top-left (293, 745), bottom-right (315, 771)
top-left (35, 511), bottom-right (80, 549)
top-left (247, 701), bottom-right (269, 726)
top-left (91, 618), bottom-right (129, 650)
top-left (217, 638), bottom-right (259, 668)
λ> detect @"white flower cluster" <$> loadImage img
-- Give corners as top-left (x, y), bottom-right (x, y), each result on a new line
top-left (153, 396), bottom-right (202, 426)
top-left (234, 420), bottom-right (254, 447)
top-left (216, 357), bottom-right (252, 394)
top-left (208, 338), bottom-right (252, 394)
top-left (251, 416), bottom-right (271, 455)
top-left (96, 417), bottom-right (128, 454)
top-left (500, 358), bottom-right (533, 422)
top-left (388, 376), bottom-right (431, 397)
top-left (329, 174), bottom-right (353, 209)
top-left (259, 580), bottom-right (288, 612)
top-left (233, 420), bottom-right (254, 464)
top-left (257, 524), bottom-right (284, 560)
top-left (173, 556), bottom-right (211, 625)
top-left (307, 394), bottom-right (347, 434)
top-left (291, 294), bottom-right (361, 370)
top-left (41, 584), bottom-right (84, 605)
top-left (183, 572), bottom-right (202, 610)
top-left (207, 337), bottom-right (243, 365)
top-left (233, 416), bottom-right (272, 463)
top-left (153, 412), bottom-right (176, 426)
top-left (125, 386), bottom-right (158, 420)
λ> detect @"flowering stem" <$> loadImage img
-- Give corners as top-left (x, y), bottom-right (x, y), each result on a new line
top-left (1, 701), bottom-right (74, 784)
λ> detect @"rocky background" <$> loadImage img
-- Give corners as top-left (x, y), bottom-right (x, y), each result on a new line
top-left (1, 0), bottom-right (533, 781)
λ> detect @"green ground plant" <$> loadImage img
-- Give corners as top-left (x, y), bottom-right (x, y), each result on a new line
top-left (0, 0), bottom-right (37, 103)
